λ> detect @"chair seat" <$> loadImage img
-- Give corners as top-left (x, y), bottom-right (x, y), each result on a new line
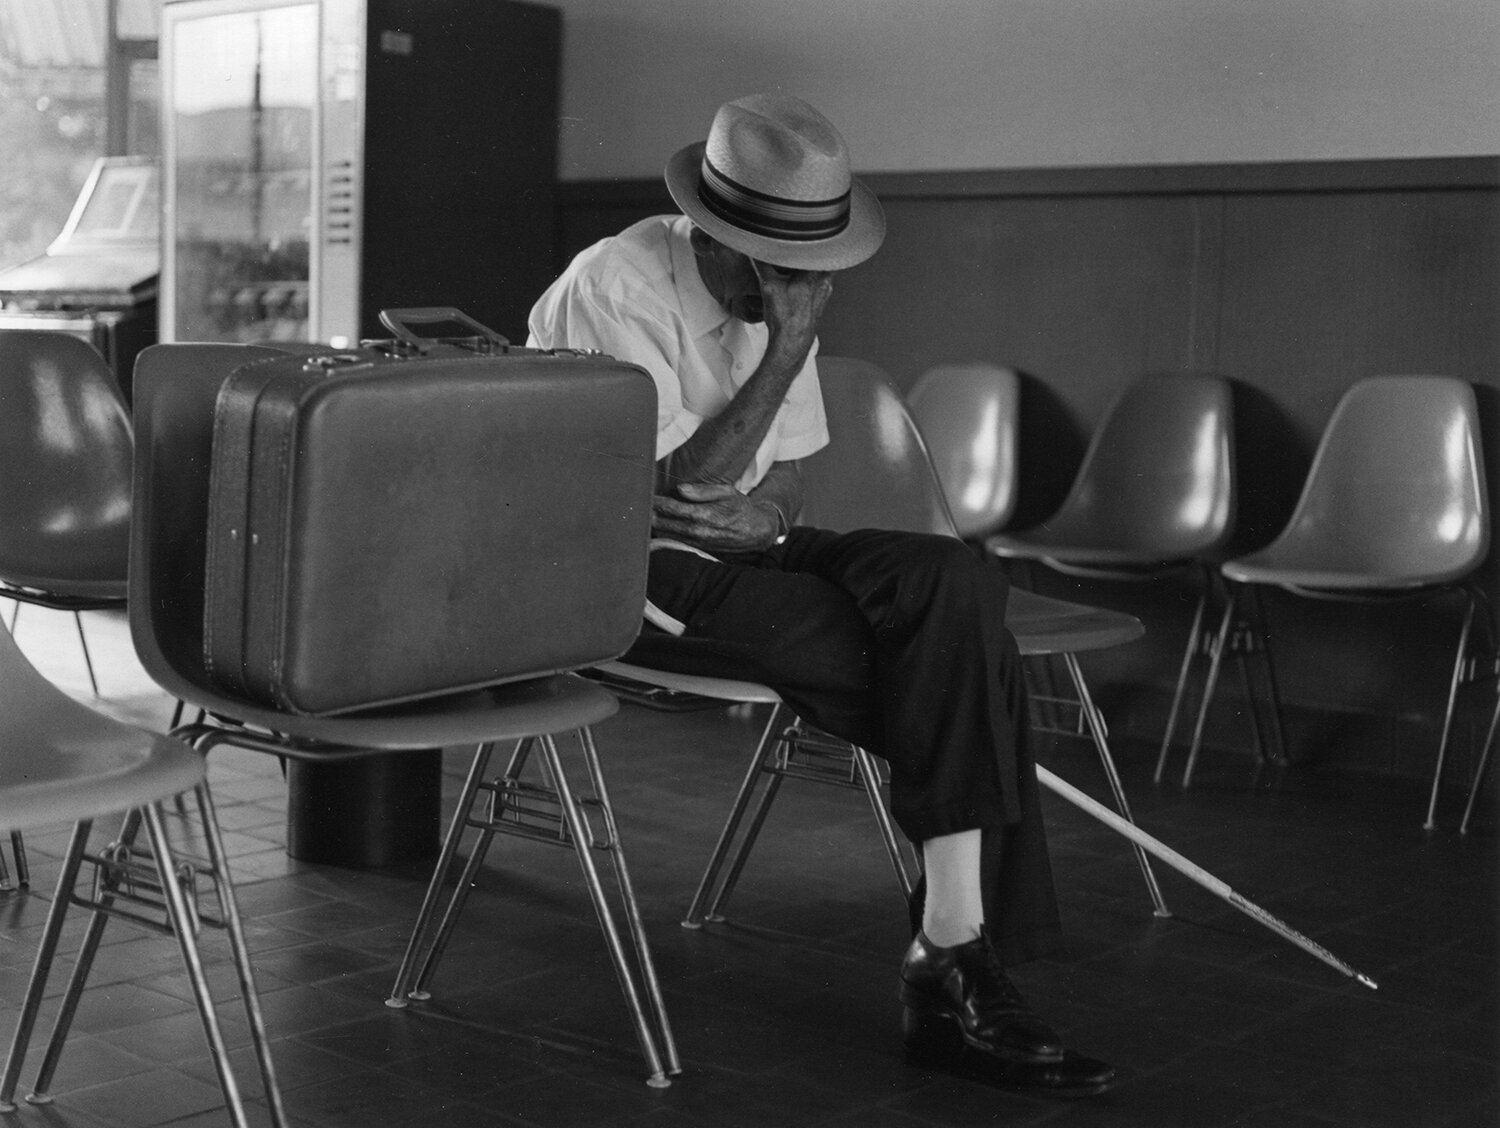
top-left (608, 591), bottom-right (1144, 685)
top-left (149, 662), bottom-right (619, 751)
top-left (594, 660), bottom-right (782, 705)
top-left (0, 626), bottom-right (203, 831)
top-left (1007, 589), bottom-right (1144, 656)
top-left (1223, 551), bottom-right (1461, 591)
top-left (0, 577), bottom-right (129, 607)
top-left (987, 530), bottom-right (1195, 569)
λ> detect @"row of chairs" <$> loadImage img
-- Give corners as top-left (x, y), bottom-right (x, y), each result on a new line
top-left (0, 329), bottom-right (1492, 1123)
top-left (909, 363), bottom-right (1497, 830)
top-left (0, 333), bottom-right (1173, 1121)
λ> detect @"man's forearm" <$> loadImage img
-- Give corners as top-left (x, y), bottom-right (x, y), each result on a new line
top-left (661, 334), bottom-right (812, 487)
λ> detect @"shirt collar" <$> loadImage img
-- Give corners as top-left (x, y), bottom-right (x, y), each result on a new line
top-left (668, 216), bottom-right (732, 337)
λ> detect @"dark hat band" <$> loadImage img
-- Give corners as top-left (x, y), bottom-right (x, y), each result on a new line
top-left (697, 156), bottom-right (851, 242)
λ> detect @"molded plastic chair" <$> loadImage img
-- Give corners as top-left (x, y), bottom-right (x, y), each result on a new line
top-left (0, 330), bottom-right (135, 892)
top-left (1175, 376), bottom-right (1492, 829)
top-left (0, 608), bottom-right (280, 1127)
top-left (984, 373), bottom-right (1238, 780)
top-left (0, 329), bottom-right (132, 698)
top-left (605, 356), bottom-right (1168, 928)
top-left (127, 342), bottom-right (679, 1088)
top-left (907, 363), bottom-right (1021, 540)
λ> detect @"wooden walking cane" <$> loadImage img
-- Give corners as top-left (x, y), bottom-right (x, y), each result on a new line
top-left (1035, 764), bottom-right (1379, 990)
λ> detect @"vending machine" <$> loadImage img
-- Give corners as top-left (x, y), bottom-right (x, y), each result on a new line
top-left (160, 0), bottom-right (559, 345)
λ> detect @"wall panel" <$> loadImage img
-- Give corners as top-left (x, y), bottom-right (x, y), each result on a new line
top-left (556, 157), bottom-right (1500, 772)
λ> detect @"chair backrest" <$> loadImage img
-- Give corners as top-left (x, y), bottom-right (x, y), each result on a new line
top-left (0, 330), bottom-right (132, 597)
top-left (798, 357), bottom-right (1144, 657)
top-left (797, 356), bottom-right (960, 538)
top-left (906, 362), bottom-right (1021, 540)
top-left (1040, 373), bottom-right (1235, 558)
top-left (1266, 375), bottom-right (1489, 585)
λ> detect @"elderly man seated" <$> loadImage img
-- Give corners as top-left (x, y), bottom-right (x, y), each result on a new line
top-left (527, 92), bottom-right (1114, 1098)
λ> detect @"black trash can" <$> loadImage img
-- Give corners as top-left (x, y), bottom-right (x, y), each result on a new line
top-left (285, 751), bottom-right (443, 868)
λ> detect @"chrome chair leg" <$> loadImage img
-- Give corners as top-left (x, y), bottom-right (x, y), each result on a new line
top-left (1183, 587), bottom-right (1239, 787)
top-left (698, 729), bottom-right (793, 924)
top-left (388, 741), bottom-right (500, 1006)
top-left (72, 612), bottom-right (100, 698)
top-left (682, 704), bottom-right (786, 928)
top-left (1460, 687), bottom-right (1500, 835)
top-left (538, 733), bottom-right (674, 1088)
top-left (1426, 593), bottom-right (1477, 831)
top-left (0, 821), bottom-right (92, 1112)
top-left (391, 733), bottom-right (676, 1087)
top-left (140, 802), bottom-right (253, 1128)
top-left (851, 745), bottom-right (918, 897)
top-left (25, 809), bottom-right (143, 1102)
top-left (1244, 587), bottom-right (1288, 765)
top-left (11, 830), bottom-right (29, 888)
top-left (575, 727), bottom-right (680, 1077)
top-left (1063, 652), bottom-right (1170, 917)
top-left (192, 783), bottom-right (287, 1128)
top-left (1156, 576), bottom-right (1212, 781)
top-left (406, 741), bottom-right (525, 1001)
top-left (688, 717), bottom-right (919, 924)
top-left (1235, 650), bottom-right (1269, 767)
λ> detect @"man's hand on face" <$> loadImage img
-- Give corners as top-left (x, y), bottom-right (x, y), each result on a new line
top-left (755, 262), bottom-right (834, 352)
top-left (651, 481), bottom-right (784, 552)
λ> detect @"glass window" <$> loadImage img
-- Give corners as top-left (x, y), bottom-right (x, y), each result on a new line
top-left (0, 0), bottom-right (160, 270)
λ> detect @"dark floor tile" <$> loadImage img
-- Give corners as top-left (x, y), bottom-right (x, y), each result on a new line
top-left (1282, 1050), bottom-right (1491, 1128)
top-left (878, 1071), bottom-right (1078, 1127)
top-left (473, 1070), bottom-right (662, 1127)
top-left (92, 1007), bottom-right (255, 1064)
top-left (1248, 994), bottom-right (1497, 1073)
top-left (158, 1101), bottom-right (307, 1128)
top-left (177, 1036), bottom-right (372, 1095)
top-left (273, 1067), bottom-right (453, 1128)
top-left (813, 1106), bottom-right (945, 1128)
top-left (17, 1033), bottom-right (158, 1092)
top-left (41, 1067), bottom-right (229, 1127)
top-left (0, 1099), bottom-right (114, 1128)
top-left (245, 983), bottom-right (387, 1040)
top-left (4, 618), bottom-right (1497, 1128)
top-left (67, 981), bottom-right (199, 1036)
top-left (383, 1099), bottom-right (533, 1128)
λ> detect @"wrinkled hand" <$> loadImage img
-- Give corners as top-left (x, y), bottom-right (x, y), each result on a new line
top-left (652, 482), bottom-right (783, 552)
top-left (755, 262), bottom-right (834, 355)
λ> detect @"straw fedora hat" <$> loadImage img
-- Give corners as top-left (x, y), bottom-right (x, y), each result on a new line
top-left (665, 93), bottom-right (885, 271)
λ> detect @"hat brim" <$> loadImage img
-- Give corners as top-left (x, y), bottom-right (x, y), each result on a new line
top-left (664, 141), bottom-right (885, 272)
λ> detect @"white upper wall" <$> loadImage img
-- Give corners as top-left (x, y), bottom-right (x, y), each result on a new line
top-left (548, 0), bottom-right (1500, 179)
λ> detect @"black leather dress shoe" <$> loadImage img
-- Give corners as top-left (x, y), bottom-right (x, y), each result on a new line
top-left (898, 928), bottom-right (1065, 1065)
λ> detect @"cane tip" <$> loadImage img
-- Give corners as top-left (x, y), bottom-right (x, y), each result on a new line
top-left (1356, 973), bottom-right (1379, 990)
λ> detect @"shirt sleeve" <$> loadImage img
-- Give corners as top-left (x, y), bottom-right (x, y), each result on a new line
top-left (527, 275), bottom-right (703, 460)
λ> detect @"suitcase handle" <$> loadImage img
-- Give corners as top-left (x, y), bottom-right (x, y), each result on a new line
top-left (377, 307), bottom-right (510, 352)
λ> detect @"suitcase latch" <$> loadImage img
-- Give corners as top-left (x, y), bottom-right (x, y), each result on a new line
top-left (301, 353), bottom-right (366, 373)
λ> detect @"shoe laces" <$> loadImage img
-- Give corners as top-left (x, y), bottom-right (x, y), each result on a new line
top-left (967, 932), bottom-right (1030, 1011)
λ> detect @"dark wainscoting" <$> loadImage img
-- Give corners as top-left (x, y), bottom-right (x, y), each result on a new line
top-left (556, 158), bottom-right (1500, 777)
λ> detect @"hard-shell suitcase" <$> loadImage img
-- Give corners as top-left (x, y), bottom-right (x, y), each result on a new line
top-left (202, 308), bottom-right (657, 715)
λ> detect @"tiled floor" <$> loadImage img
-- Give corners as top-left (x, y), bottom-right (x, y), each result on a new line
top-left (0, 607), bottom-right (1495, 1127)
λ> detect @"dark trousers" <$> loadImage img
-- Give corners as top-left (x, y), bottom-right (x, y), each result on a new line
top-left (626, 526), bottom-right (1062, 964)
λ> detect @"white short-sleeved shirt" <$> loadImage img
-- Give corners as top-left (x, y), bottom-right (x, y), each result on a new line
top-left (526, 215), bottom-right (829, 493)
